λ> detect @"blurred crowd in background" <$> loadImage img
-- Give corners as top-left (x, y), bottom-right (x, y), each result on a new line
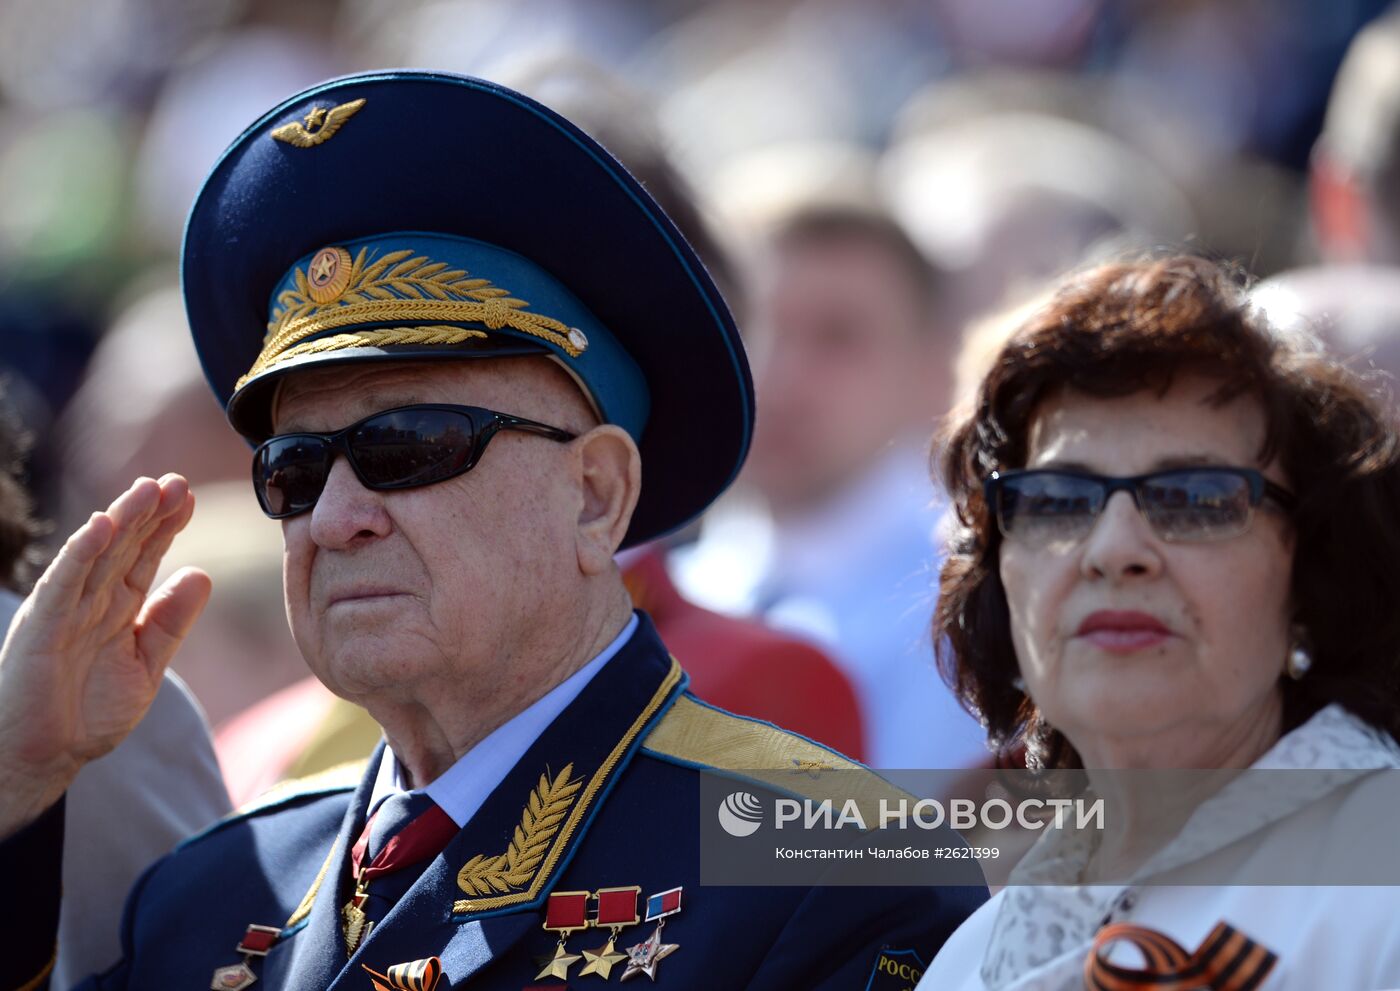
top-left (3, 0), bottom-right (1400, 797)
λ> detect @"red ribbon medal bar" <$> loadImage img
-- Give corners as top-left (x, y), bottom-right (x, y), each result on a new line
top-left (538, 889), bottom-right (591, 980)
top-left (580, 887), bottom-right (642, 979)
top-left (537, 886), bottom-right (644, 981)
top-left (621, 887), bottom-right (683, 982)
top-left (210, 924), bottom-right (281, 991)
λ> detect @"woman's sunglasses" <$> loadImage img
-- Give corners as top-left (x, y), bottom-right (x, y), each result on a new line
top-left (984, 467), bottom-right (1296, 546)
top-left (252, 404), bottom-right (577, 519)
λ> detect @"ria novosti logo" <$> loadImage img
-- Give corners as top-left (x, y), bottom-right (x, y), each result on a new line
top-left (717, 792), bottom-right (764, 837)
top-left (716, 790), bottom-right (1105, 835)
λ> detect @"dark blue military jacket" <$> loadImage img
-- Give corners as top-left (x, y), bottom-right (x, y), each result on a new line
top-left (4, 614), bottom-right (984, 989)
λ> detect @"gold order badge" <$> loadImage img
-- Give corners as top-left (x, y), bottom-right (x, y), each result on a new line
top-left (307, 246), bottom-right (353, 304)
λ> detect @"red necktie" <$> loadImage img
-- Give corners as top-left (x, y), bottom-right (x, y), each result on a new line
top-left (352, 794), bottom-right (458, 886)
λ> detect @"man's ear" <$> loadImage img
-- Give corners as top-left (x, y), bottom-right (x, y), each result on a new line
top-left (573, 425), bottom-right (642, 575)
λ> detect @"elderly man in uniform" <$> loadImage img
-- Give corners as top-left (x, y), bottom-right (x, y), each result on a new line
top-left (0, 72), bottom-right (983, 990)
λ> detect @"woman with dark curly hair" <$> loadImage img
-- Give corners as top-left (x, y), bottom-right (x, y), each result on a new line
top-left (918, 256), bottom-right (1400, 989)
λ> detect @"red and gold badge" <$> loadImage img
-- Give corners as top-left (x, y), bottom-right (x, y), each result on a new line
top-left (209, 924), bottom-right (280, 991)
top-left (306, 246), bottom-right (353, 303)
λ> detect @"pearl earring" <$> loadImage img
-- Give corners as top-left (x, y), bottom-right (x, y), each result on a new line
top-left (1011, 675), bottom-right (1027, 692)
top-left (1286, 644), bottom-right (1313, 680)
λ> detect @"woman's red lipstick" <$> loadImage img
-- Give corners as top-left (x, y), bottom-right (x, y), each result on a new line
top-left (1076, 610), bottom-right (1173, 654)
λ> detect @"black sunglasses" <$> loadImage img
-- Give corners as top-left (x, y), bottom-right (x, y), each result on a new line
top-left (984, 467), bottom-right (1296, 546)
top-left (252, 403), bottom-right (577, 519)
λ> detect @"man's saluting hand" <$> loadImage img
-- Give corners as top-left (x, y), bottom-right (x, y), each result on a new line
top-left (0, 473), bottom-right (208, 838)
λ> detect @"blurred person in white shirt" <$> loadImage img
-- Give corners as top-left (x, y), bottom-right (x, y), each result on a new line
top-left (676, 204), bottom-right (988, 771)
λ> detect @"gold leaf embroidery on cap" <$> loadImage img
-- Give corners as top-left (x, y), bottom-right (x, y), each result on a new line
top-left (271, 99), bottom-right (366, 148)
top-left (237, 247), bottom-right (586, 389)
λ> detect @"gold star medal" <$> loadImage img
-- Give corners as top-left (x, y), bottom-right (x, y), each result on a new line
top-left (620, 887), bottom-right (683, 982)
top-left (579, 939), bottom-right (628, 979)
top-left (209, 924), bottom-right (281, 990)
top-left (536, 889), bottom-right (590, 981)
top-left (578, 886), bottom-right (641, 979)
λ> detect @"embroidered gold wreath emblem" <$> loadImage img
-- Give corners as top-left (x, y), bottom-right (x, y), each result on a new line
top-left (456, 765), bottom-right (582, 897)
top-left (237, 247), bottom-right (586, 389)
top-left (271, 98), bottom-right (366, 147)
